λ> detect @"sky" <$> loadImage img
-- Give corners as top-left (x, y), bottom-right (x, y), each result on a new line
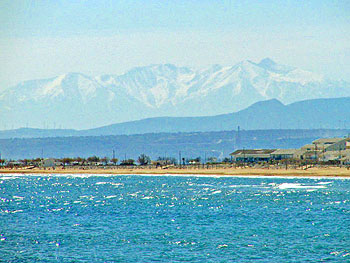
top-left (0, 0), bottom-right (349, 89)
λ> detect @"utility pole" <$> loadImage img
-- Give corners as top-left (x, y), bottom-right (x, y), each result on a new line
top-left (314, 143), bottom-right (318, 164)
top-left (243, 147), bottom-right (246, 166)
top-left (322, 145), bottom-right (325, 163)
top-left (179, 151), bottom-right (181, 168)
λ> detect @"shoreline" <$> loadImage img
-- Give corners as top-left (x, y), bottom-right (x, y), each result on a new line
top-left (1, 167), bottom-right (350, 177)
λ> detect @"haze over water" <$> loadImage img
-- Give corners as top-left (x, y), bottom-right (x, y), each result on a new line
top-left (1, 174), bottom-right (350, 262)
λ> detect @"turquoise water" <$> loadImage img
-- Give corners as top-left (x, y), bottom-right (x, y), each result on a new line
top-left (1, 174), bottom-right (350, 262)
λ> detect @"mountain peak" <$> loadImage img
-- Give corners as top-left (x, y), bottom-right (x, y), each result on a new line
top-left (61, 72), bottom-right (91, 80)
top-left (250, 98), bottom-right (285, 108)
top-left (258, 58), bottom-right (277, 68)
top-left (1, 60), bottom-right (346, 130)
top-left (257, 58), bottom-right (294, 74)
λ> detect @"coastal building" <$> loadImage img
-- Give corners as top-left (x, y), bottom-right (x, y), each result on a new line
top-left (319, 149), bottom-right (350, 163)
top-left (342, 149), bottom-right (350, 164)
top-left (310, 137), bottom-right (350, 162)
top-left (300, 144), bottom-right (316, 152)
top-left (270, 149), bottom-right (297, 160)
top-left (323, 137), bottom-right (350, 152)
top-left (292, 149), bottom-right (306, 160)
top-left (312, 138), bottom-right (344, 148)
top-left (297, 137), bottom-right (350, 161)
top-left (228, 137), bottom-right (350, 163)
top-left (298, 144), bottom-right (318, 160)
top-left (230, 148), bottom-right (300, 162)
top-left (230, 149), bottom-right (276, 162)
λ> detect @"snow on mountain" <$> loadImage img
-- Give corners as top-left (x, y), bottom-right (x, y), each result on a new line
top-left (0, 58), bottom-right (349, 129)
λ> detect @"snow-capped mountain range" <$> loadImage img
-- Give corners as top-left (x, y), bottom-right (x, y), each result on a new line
top-left (1, 58), bottom-right (349, 129)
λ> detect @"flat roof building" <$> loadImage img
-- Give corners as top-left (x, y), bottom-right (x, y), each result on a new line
top-left (271, 149), bottom-right (297, 160)
top-left (230, 149), bottom-right (276, 162)
top-left (324, 138), bottom-right (350, 152)
top-left (312, 138), bottom-right (344, 146)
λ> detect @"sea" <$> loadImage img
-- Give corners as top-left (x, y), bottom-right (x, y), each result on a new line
top-left (1, 173), bottom-right (350, 262)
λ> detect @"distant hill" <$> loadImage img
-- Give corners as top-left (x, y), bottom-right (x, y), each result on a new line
top-left (1, 97), bottom-right (350, 139)
top-left (0, 129), bottom-right (349, 160)
top-left (84, 97), bottom-right (350, 136)
top-left (1, 58), bottom-right (349, 130)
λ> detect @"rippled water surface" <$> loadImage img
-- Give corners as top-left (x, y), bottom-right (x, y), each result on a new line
top-left (1, 174), bottom-right (350, 262)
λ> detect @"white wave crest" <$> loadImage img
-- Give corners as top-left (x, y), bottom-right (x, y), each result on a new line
top-left (276, 183), bottom-right (327, 189)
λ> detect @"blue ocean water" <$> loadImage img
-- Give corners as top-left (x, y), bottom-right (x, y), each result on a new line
top-left (0, 174), bottom-right (350, 262)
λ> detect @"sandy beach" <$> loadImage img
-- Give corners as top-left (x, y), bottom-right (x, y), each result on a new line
top-left (1, 166), bottom-right (350, 177)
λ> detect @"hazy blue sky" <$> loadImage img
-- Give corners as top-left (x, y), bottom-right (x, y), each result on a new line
top-left (0, 0), bottom-right (349, 89)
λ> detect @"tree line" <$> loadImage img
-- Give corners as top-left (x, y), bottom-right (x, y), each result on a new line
top-left (0, 154), bottom-right (228, 168)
